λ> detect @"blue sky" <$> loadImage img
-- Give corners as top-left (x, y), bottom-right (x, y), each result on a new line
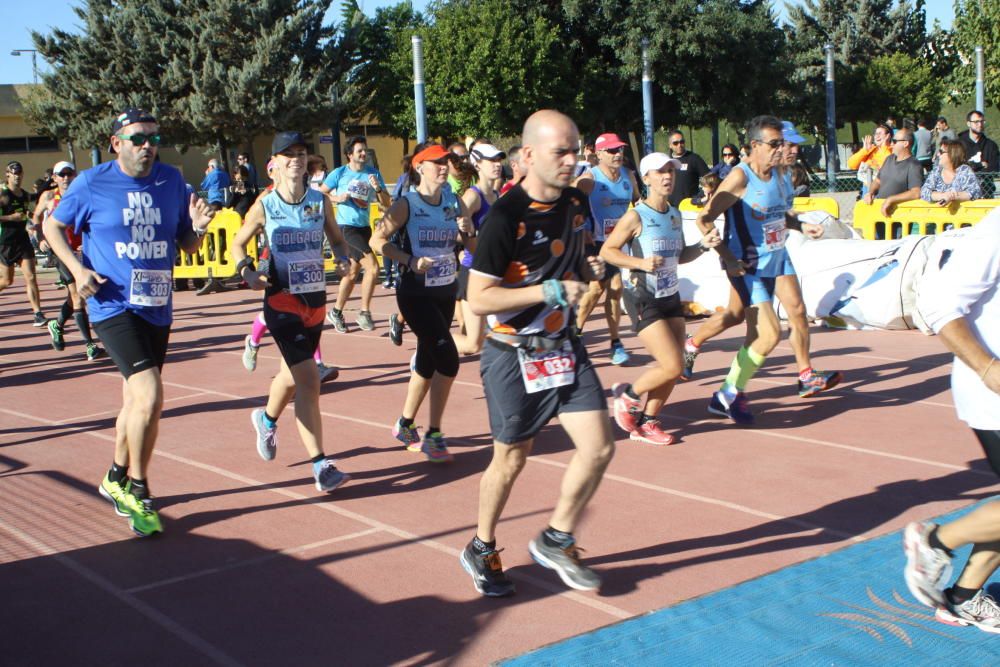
top-left (0, 0), bottom-right (955, 85)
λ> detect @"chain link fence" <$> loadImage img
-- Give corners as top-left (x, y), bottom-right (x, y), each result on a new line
top-left (808, 171), bottom-right (1000, 197)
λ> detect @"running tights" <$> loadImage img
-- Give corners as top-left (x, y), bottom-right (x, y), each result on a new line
top-left (397, 291), bottom-right (459, 379)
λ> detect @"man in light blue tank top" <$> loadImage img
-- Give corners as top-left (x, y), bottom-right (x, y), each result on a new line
top-left (573, 132), bottom-right (640, 366)
top-left (692, 116), bottom-right (841, 426)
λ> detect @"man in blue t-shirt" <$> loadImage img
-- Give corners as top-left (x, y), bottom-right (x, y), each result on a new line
top-left (43, 107), bottom-right (215, 538)
top-left (199, 158), bottom-right (231, 209)
top-left (319, 135), bottom-right (390, 332)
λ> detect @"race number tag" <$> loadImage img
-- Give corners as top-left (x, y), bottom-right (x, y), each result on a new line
top-left (762, 220), bottom-right (786, 251)
top-left (654, 258), bottom-right (679, 297)
top-left (287, 259), bottom-right (326, 294)
top-left (424, 254), bottom-right (457, 287)
top-left (602, 218), bottom-right (617, 239)
top-left (129, 269), bottom-right (171, 307)
top-left (517, 342), bottom-right (576, 394)
top-left (346, 179), bottom-right (371, 205)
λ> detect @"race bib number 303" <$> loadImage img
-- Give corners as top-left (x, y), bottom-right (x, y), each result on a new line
top-left (288, 259), bottom-right (326, 294)
top-left (129, 269), bottom-right (171, 307)
top-left (517, 343), bottom-right (576, 394)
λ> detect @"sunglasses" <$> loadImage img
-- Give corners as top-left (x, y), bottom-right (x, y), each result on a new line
top-left (603, 147), bottom-right (624, 154)
top-left (721, 152), bottom-right (734, 157)
top-left (117, 133), bottom-right (162, 147)
top-left (671, 140), bottom-right (685, 145)
top-left (969, 119), bottom-right (985, 124)
top-left (891, 137), bottom-right (909, 144)
top-left (56, 171), bottom-right (75, 177)
top-left (754, 139), bottom-right (785, 149)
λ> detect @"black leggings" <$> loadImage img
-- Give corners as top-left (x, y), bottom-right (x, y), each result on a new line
top-left (975, 429), bottom-right (1000, 479)
top-left (397, 290), bottom-right (459, 379)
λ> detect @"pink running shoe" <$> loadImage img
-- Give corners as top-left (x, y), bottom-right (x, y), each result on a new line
top-left (612, 383), bottom-right (641, 433)
top-left (629, 419), bottom-right (676, 446)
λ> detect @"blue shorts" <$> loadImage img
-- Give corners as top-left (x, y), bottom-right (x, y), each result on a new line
top-left (730, 257), bottom-right (795, 307)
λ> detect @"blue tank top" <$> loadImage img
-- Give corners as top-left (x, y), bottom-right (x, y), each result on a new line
top-left (628, 202), bottom-right (685, 299)
top-left (723, 162), bottom-right (792, 276)
top-left (262, 188), bottom-right (327, 306)
top-left (399, 188), bottom-right (460, 295)
top-left (461, 185), bottom-right (493, 268)
top-left (587, 166), bottom-right (634, 242)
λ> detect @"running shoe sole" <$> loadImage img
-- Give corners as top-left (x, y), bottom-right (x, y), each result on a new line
top-left (800, 372), bottom-right (843, 398)
top-left (629, 430), bottom-right (676, 446)
top-left (315, 471), bottom-right (351, 493)
top-left (935, 607), bottom-right (1000, 633)
top-left (98, 483), bottom-right (130, 517)
top-left (459, 548), bottom-right (515, 597)
top-left (528, 539), bottom-right (600, 591)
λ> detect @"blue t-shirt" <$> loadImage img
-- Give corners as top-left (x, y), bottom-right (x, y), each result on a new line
top-left (53, 161), bottom-right (193, 326)
top-left (199, 169), bottom-right (231, 205)
top-left (322, 165), bottom-right (386, 228)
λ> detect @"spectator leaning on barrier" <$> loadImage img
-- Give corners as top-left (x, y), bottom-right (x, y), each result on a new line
top-left (862, 127), bottom-right (923, 217)
top-left (666, 129), bottom-right (709, 207)
top-left (921, 139), bottom-right (982, 205)
top-left (847, 124), bottom-right (892, 196)
top-left (915, 117), bottom-right (934, 172)
top-left (200, 158), bottom-right (231, 211)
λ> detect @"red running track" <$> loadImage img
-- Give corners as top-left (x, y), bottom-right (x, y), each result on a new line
top-left (1, 277), bottom-right (995, 665)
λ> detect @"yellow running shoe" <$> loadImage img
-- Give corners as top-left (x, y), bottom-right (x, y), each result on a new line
top-left (121, 492), bottom-right (163, 537)
top-left (98, 473), bottom-right (131, 517)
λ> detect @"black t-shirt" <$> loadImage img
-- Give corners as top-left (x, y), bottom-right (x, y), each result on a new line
top-left (0, 186), bottom-right (30, 245)
top-left (471, 184), bottom-right (589, 339)
top-left (668, 151), bottom-right (710, 207)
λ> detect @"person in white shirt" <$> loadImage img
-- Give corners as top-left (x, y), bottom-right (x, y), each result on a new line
top-left (903, 207), bottom-right (1000, 633)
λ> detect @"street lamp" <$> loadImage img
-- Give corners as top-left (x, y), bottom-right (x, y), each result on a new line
top-left (11, 49), bottom-right (38, 85)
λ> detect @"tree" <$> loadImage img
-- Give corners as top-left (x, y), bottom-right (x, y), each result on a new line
top-left (862, 53), bottom-right (946, 121)
top-left (950, 0), bottom-right (1000, 107)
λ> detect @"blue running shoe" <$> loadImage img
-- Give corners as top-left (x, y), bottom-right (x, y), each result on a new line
top-left (708, 390), bottom-right (755, 425)
top-left (610, 341), bottom-right (630, 366)
top-left (313, 458), bottom-right (350, 492)
top-left (251, 408), bottom-right (277, 460)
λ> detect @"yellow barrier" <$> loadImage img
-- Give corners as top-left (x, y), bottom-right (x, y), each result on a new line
top-left (678, 196), bottom-right (840, 218)
top-left (852, 199), bottom-right (1000, 240)
top-left (174, 208), bottom-right (253, 280)
top-left (323, 202), bottom-right (383, 272)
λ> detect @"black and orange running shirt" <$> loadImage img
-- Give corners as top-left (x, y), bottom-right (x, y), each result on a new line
top-left (470, 183), bottom-right (590, 339)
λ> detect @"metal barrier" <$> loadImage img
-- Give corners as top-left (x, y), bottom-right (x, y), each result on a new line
top-left (852, 199), bottom-right (1000, 240)
top-left (174, 208), bottom-right (252, 280)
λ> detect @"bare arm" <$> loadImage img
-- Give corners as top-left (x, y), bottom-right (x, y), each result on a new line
top-left (697, 167), bottom-right (745, 268)
top-left (938, 317), bottom-right (1000, 395)
top-left (32, 192), bottom-right (52, 247)
top-left (599, 210), bottom-right (647, 271)
top-left (231, 199), bottom-right (268, 290)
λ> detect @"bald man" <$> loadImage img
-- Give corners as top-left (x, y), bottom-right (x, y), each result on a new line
top-left (461, 110), bottom-right (614, 597)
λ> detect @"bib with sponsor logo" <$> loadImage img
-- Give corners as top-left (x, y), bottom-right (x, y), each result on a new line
top-left (288, 259), bottom-right (326, 294)
top-left (129, 269), bottom-right (171, 307)
top-left (517, 341), bottom-right (576, 394)
top-left (424, 253), bottom-right (457, 287)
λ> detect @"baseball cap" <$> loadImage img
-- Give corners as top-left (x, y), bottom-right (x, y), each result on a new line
top-left (412, 144), bottom-right (450, 166)
top-left (109, 108), bottom-right (157, 153)
top-left (6, 160), bottom-right (23, 172)
top-left (594, 133), bottom-right (627, 151)
top-left (638, 152), bottom-right (681, 177)
top-left (53, 161), bottom-right (75, 175)
top-left (781, 121), bottom-right (807, 145)
top-left (470, 144), bottom-right (506, 165)
top-left (271, 131), bottom-right (307, 156)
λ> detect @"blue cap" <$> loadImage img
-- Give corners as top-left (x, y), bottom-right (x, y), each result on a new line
top-left (271, 131), bottom-right (307, 156)
top-left (782, 121), bottom-right (806, 145)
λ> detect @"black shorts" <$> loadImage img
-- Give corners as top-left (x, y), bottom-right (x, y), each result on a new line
top-left (623, 290), bottom-right (684, 334)
top-left (340, 225), bottom-right (373, 261)
top-left (585, 242), bottom-right (620, 279)
top-left (480, 336), bottom-right (607, 443)
top-left (0, 235), bottom-right (34, 267)
top-left (456, 264), bottom-right (471, 301)
top-left (263, 291), bottom-right (324, 367)
top-left (975, 429), bottom-right (1000, 479)
top-left (92, 311), bottom-right (171, 379)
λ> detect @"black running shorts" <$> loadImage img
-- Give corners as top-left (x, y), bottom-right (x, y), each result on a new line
top-left (480, 336), bottom-right (606, 444)
top-left (340, 224), bottom-right (374, 261)
top-left (92, 310), bottom-right (170, 379)
top-left (623, 290), bottom-right (684, 334)
top-left (263, 291), bottom-right (324, 367)
top-left (585, 242), bottom-right (620, 280)
top-left (0, 236), bottom-right (34, 267)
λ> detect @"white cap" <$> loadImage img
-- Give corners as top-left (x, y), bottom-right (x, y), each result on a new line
top-left (638, 152), bottom-right (681, 177)
top-left (470, 144), bottom-right (506, 165)
top-left (53, 161), bottom-right (75, 174)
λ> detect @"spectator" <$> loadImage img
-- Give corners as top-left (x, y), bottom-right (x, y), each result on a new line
top-left (446, 141), bottom-right (474, 196)
top-left (691, 172), bottom-right (722, 207)
top-left (666, 129), bottom-right (709, 206)
top-left (582, 141), bottom-right (598, 166)
top-left (791, 163), bottom-right (812, 197)
top-left (500, 144), bottom-right (525, 195)
top-left (914, 117), bottom-right (934, 172)
top-left (934, 116), bottom-right (957, 156)
top-left (959, 110), bottom-right (999, 173)
top-left (885, 116), bottom-right (898, 134)
top-left (237, 152), bottom-right (258, 187)
top-left (739, 143), bottom-right (752, 164)
top-left (921, 139), bottom-right (982, 205)
top-left (709, 143), bottom-right (740, 180)
top-left (307, 154), bottom-right (327, 191)
top-left (862, 127), bottom-right (924, 217)
top-left (199, 158), bottom-right (231, 210)
top-left (227, 165), bottom-right (257, 218)
top-left (848, 123), bottom-right (893, 197)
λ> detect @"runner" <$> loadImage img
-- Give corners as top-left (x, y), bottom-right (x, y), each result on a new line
top-left (601, 153), bottom-right (720, 445)
top-left (573, 132), bottom-right (640, 365)
top-left (33, 161), bottom-right (104, 360)
top-left (687, 116), bottom-right (840, 425)
top-left (903, 207), bottom-right (1000, 632)
top-left (682, 120), bottom-right (842, 403)
top-left (461, 110), bottom-right (613, 597)
top-left (232, 131), bottom-right (352, 492)
top-left (370, 143), bottom-right (473, 462)
top-left (453, 143), bottom-right (505, 355)
top-left (241, 311), bottom-right (339, 382)
top-left (43, 108), bottom-right (214, 536)
top-left (320, 135), bottom-right (389, 333)
top-left (0, 160), bottom-right (46, 326)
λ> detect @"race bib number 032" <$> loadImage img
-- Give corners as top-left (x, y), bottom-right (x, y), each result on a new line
top-left (129, 269), bottom-right (171, 307)
top-left (517, 343), bottom-right (576, 394)
top-left (288, 259), bottom-right (326, 294)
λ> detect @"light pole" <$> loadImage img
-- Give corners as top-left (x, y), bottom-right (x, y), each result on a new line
top-left (11, 49), bottom-right (38, 84)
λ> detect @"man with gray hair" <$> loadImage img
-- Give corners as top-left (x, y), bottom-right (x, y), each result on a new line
top-left (200, 157), bottom-right (231, 210)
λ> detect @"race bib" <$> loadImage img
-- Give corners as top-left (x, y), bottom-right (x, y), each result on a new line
top-left (129, 269), bottom-right (171, 307)
top-left (602, 218), bottom-right (617, 239)
top-left (424, 254), bottom-right (457, 287)
top-left (654, 258), bottom-right (679, 298)
top-left (346, 179), bottom-right (371, 205)
top-left (762, 220), bottom-right (786, 251)
top-left (517, 342), bottom-right (576, 394)
top-left (287, 259), bottom-right (326, 294)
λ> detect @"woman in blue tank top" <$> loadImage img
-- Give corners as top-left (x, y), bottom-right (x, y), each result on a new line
top-left (370, 143), bottom-right (475, 463)
top-left (231, 131), bottom-right (353, 493)
top-left (600, 153), bottom-right (720, 445)
top-left (453, 143), bottom-right (505, 355)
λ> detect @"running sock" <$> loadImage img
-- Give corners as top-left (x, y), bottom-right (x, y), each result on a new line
top-left (74, 311), bottom-right (93, 343)
top-left (398, 416), bottom-right (414, 428)
top-left (543, 526), bottom-right (575, 549)
top-left (798, 366), bottom-right (813, 382)
top-left (472, 535), bottom-right (496, 554)
top-left (313, 347), bottom-right (323, 364)
top-left (108, 462), bottom-right (129, 484)
top-left (57, 300), bottom-right (74, 328)
top-left (685, 337), bottom-right (700, 354)
top-left (130, 478), bottom-right (149, 500)
top-left (310, 453), bottom-right (327, 464)
top-left (262, 412), bottom-right (278, 429)
top-left (624, 385), bottom-right (641, 401)
top-left (947, 585), bottom-right (980, 606)
top-left (428, 426), bottom-right (440, 436)
top-left (722, 346), bottom-right (766, 393)
top-left (250, 313), bottom-right (267, 346)
top-left (927, 526), bottom-right (954, 556)
top-left (636, 413), bottom-right (651, 427)
top-left (610, 338), bottom-right (621, 349)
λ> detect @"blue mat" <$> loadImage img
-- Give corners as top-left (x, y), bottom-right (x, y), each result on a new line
top-left (504, 506), bottom-right (1000, 666)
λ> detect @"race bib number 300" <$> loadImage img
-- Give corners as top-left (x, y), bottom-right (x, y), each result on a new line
top-left (762, 220), bottom-right (787, 252)
top-left (129, 269), bottom-right (171, 307)
top-left (288, 259), bottom-right (326, 294)
top-left (424, 254), bottom-right (457, 287)
top-left (517, 343), bottom-right (576, 394)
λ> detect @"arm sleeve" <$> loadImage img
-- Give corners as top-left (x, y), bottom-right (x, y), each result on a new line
top-left (470, 205), bottom-right (516, 279)
top-left (847, 147), bottom-right (874, 170)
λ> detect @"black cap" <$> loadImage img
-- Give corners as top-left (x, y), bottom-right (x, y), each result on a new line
top-left (109, 108), bottom-right (157, 153)
top-left (272, 131), bottom-right (307, 155)
top-left (6, 160), bottom-right (23, 172)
